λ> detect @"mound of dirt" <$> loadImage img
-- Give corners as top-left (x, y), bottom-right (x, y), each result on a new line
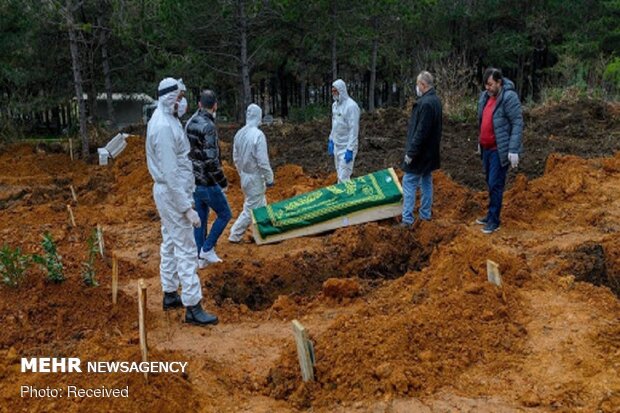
top-left (322, 278), bottom-right (361, 300)
top-left (0, 337), bottom-right (204, 412)
top-left (0, 107), bottom-right (619, 412)
top-left (266, 225), bottom-right (531, 409)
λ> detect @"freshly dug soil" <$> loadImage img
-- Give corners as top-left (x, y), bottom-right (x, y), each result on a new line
top-left (0, 100), bottom-right (618, 412)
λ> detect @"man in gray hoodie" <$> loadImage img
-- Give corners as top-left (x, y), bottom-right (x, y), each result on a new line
top-left (476, 67), bottom-right (523, 234)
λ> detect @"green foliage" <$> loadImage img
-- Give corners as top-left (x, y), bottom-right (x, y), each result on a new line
top-left (0, 0), bottom-right (72, 112)
top-left (2, 0), bottom-right (619, 125)
top-left (604, 57), bottom-right (620, 91)
top-left (0, 119), bottom-right (23, 145)
top-left (289, 104), bottom-right (330, 123)
top-left (0, 244), bottom-right (32, 288)
top-left (81, 230), bottom-right (99, 287)
top-left (34, 232), bottom-right (65, 284)
top-left (443, 98), bottom-right (478, 124)
top-left (538, 85), bottom-right (606, 107)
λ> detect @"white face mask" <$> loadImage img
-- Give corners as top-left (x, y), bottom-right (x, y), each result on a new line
top-left (415, 85), bottom-right (423, 97)
top-left (177, 97), bottom-right (188, 117)
top-left (332, 94), bottom-right (339, 102)
top-left (211, 111), bottom-right (217, 120)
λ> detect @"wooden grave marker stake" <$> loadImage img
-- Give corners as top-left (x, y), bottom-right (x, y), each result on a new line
top-left (138, 278), bottom-right (148, 382)
top-left (112, 254), bottom-right (118, 305)
top-left (69, 185), bottom-right (78, 203)
top-left (292, 320), bottom-right (315, 382)
top-left (69, 138), bottom-right (74, 161)
top-left (96, 224), bottom-right (105, 257)
top-left (66, 204), bottom-right (76, 227)
top-left (487, 260), bottom-right (502, 286)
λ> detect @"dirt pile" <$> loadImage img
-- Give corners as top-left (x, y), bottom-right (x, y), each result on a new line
top-left (0, 338), bottom-right (204, 412)
top-left (266, 223), bottom-right (531, 408)
top-left (0, 107), bottom-right (618, 412)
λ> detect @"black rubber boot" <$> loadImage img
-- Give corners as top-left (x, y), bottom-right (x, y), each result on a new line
top-left (185, 302), bottom-right (219, 326)
top-left (162, 291), bottom-right (183, 311)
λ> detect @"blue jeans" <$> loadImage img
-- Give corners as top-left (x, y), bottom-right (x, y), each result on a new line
top-left (401, 172), bottom-right (433, 224)
top-left (193, 185), bottom-right (232, 255)
top-left (482, 148), bottom-right (508, 227)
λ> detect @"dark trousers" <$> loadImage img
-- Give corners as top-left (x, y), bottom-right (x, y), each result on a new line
top-left (482, 148), bottom-right (508, 227)
top-left (193, 185), bottom-right (232, 254)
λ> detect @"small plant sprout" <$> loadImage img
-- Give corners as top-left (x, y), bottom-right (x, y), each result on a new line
top-left (0, 244), bottom-right (32, 288)
top-left (34, 232), bottom-right (65, 283)
top-left (82, 229), bottom-right (99, 287)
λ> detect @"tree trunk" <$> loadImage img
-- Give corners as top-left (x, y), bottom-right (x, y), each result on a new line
top-left (260, 79), bottom-right (267, 114)
top-left (369, 37), bottom-right (378, 112)
top-left (279, 67), bottom-right (288, 118)
top-left (330, 1), bottom-right (337, 81)
top-left (300, 77), bottom-right (307, 109)
top-left (98, 17), bottom-right (116, 127)
top-left (65, 1), bottom-right (89, 159)
top-left (237, 0), bottom-right (251, 121)
top-left (88, 47), bottom-right (98, 124)
top-left (331, 36), bottom-right (337, 81)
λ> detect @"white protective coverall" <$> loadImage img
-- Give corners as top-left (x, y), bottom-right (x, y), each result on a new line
top-left (229, 104), bottom-right (274, 242)
top-left (146, 77), bottom-right (201, 306)
top-left (329, 79), bottom-right (360, 182)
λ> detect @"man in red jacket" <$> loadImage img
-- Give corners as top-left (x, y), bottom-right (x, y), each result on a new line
top-left (476, 67), bottom-right (523, 234)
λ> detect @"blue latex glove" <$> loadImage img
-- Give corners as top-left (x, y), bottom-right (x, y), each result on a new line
top-left (328, 139), bottom-right (334, 156)
top-left (344, 149), bottom-right (353, 164)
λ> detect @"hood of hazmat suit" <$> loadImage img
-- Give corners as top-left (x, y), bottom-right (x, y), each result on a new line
top-left (232, 104), bottom-right (274, 196)
top-left (146, 77), bottom-right (195, 213)
top-left (228, 104), bottom-right (275, 242)
top-left (329, 79), bottom-right (360, 153)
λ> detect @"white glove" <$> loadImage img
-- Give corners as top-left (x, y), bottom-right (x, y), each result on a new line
top-left (508, 153), bottom-right (519, 169)
top-left (404, 154), bottom-right (412, 165)
top-left (476, 143), bottom-right (481, 155)
top-left (184, 208), bottom-right (201, 228)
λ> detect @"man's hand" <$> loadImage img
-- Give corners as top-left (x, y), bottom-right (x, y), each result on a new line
top-left (404, 154), bottom-right (412, 165)
top-left (508, 153), bottom-right (519, 169)
top-left (344, 149), bottom-right (353, 164)
top-left (184, 208), bottom-right (201, 228)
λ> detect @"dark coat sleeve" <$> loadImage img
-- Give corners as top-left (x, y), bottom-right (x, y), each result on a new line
top-left (406, 102), bottom-right (432, 159)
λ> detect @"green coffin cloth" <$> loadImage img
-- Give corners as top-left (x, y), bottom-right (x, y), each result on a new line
top-left (252, 168), bottom-right (402, 238)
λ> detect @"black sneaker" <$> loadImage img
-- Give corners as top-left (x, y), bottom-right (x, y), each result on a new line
top-left (475, 216), bottom-right (489, 225)
top-left (481, 223), bottom-right (500, 234)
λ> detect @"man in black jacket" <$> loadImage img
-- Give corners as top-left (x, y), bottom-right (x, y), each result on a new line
top-left (185, 90), bottom-right (232, 265)
top-left (400, 71), bottom-right (442, 227)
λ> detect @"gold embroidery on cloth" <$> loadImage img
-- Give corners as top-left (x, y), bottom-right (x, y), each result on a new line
top-left (266, 174), bottom-right (386, 227)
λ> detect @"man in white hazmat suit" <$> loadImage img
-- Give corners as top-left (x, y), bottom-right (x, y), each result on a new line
top-left (228, 104), bottom-right (274, 243)
top-left (146, 77), bottom-right (218, 326)
top-left (328, 79), bottom-right (360, 183)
